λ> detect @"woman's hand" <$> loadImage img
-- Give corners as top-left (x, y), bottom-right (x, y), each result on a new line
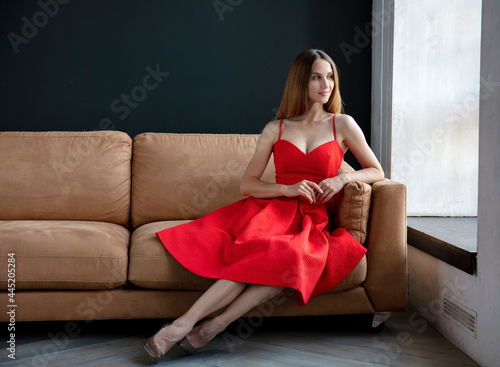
top-left (284, 180), bottom-right (323, 204)
top-left (316, 175), bottom-right (347, 204)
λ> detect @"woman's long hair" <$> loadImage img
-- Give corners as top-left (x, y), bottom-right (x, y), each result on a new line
top-left (275, 49), bottom-right (343, 120)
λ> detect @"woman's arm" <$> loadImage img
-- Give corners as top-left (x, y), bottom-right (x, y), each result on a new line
top-left (240, 121), bottom-right (323, 203)
top-left (316, 114), bottom-right (385, 204)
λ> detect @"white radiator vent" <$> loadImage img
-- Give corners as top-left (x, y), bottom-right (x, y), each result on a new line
top-left (443, 296), bottom-right (477, 337)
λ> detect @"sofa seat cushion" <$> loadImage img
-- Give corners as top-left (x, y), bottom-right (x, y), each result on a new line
top-left (129, 221), bottom-right (217, 290)
top-left (0, 220), bottom-right (129, 290)
top-left (129, 221), bottom-right (366, 295)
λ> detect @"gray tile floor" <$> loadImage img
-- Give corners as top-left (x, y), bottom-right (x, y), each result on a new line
top-left (1, 311), bottom-right (480, 366)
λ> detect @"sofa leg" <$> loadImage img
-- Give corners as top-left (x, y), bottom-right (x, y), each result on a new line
top-left (371, 312), bottom-right (392, 332)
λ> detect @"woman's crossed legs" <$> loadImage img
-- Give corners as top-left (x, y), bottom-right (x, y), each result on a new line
top-left (151, 279), bottom-right (283, 355)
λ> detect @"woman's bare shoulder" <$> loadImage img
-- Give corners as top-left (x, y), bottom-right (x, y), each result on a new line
top-left (262, 120), bottom-right (281, 136)
top-left (335, 113), bottom-right (356, 124)
top-left (253, 120), bottom-right (281, 148)
top-left (334, 114), bottom-right (359, 133)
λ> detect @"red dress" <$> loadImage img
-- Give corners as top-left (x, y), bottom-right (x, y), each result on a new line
top-left (157, 115), bottom-right (367, 306)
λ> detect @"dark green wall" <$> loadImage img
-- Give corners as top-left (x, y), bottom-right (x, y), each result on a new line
top-left (0, 0), bottom-right (372, 154)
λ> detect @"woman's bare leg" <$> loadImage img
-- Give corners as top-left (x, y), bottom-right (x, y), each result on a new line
top-left (153, 279), bottom-right (247, 353)
top-left (184, 284), bottom-right (284, 349)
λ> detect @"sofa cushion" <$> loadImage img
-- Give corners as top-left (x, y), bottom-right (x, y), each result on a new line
top-left (0, 220), bottom-right (129, 290)
top-left (131, 133), bottom-right (275, 228)
top-left (129, 221), bottom-right (217, 290)
top-left (329, 161), bottom-right (372, 244)
top-left (128, 221), bottom-right (366, 294)
top-left (0, 131), bottom-right (132, 227)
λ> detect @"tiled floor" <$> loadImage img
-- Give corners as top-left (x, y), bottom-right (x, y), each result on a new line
top-left (0, 311), bottom-right (480, 366)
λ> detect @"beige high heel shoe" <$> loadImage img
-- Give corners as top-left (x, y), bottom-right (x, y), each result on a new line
top-left (178, 335), bottom-right (199, 355)
top-left (143, 323), bottom-right (172, 364)
top-left (178, 321), bottom-right (210, 355)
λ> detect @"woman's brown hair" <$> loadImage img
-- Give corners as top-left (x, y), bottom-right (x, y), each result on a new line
top-left (275, 49), bottom-right (343, 119)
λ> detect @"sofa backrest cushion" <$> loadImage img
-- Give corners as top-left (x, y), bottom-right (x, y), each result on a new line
top-left (330, 161), bottom-right (372, 244)
top-left (131, 133), bottom-right (275, 228)
top-left (0, 131), bottom-right (132, 226)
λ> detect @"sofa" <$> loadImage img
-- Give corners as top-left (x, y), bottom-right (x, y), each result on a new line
top-left (0, 131), bottom-right (407, 325)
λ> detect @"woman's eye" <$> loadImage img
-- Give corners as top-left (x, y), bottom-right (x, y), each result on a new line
top-left (312, 75), bottom-right (333, 80)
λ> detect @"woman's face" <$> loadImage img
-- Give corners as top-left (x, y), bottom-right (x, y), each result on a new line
top-left (307, 59), bottom-right (334, 106)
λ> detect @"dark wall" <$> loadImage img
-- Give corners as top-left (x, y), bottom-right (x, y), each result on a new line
top-left (0, 0), bottom-right (372, 165)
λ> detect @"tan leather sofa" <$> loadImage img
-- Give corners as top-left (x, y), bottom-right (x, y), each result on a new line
top-left (0, 131), bottom-right (407, 325)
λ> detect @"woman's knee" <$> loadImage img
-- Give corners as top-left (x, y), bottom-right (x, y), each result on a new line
top-left (214, 279), bottom-right (247, 291)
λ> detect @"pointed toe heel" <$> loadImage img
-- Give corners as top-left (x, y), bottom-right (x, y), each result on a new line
top-left (143, 336), bottom-right (161, 363)
top-left (143, 323), bottom-right (172, 363)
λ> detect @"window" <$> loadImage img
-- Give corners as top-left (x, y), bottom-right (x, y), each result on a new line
top-left (371, 0), bottom-right (481, 272)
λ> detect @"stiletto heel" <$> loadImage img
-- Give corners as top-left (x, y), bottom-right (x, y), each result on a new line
top-left (143, 323), bottom-right (172, 363)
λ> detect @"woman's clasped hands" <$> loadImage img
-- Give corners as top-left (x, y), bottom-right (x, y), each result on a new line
top-left (284, 176), bottom-right (346, 204)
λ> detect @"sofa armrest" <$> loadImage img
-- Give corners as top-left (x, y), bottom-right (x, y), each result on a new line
top-left (364, 179), bottom-right (407, 311)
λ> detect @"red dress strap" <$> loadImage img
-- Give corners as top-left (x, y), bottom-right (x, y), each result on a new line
top-left (279, 118), bottom-right (283, 140)
top-left (333, 114), bottom-right (337, 141)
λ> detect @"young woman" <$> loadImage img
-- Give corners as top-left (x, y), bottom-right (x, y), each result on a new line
top-left (144, 49), bottom-right (384, 363)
